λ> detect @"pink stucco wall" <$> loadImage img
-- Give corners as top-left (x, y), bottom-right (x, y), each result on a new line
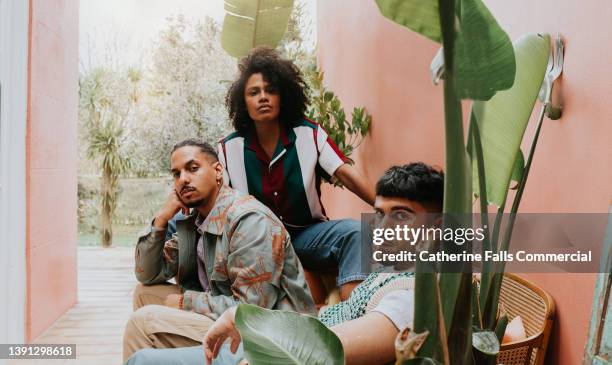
top-left (317, 1), bottom-right (612, 364)
top-left (26, 0), bottom-right (79, 341)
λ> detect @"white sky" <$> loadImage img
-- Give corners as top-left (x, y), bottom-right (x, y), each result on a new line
top-left (79, 0), bottom-right (317, 71)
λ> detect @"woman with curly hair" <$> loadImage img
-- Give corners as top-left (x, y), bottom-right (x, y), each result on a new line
top-left (219, 47), bottom-right (375, 301)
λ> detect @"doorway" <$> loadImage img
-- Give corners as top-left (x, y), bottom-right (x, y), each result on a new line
top-left (0, 0), bottom-right (28, 345)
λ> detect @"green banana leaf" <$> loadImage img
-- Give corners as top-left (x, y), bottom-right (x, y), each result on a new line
top-left (510, 149), bottom-right (525, 188)
top-left (453, 0), bottom-right (516, 100)
top-left (235, 304), bottom-right (344, 365)
top-left (471, 34), bottom-right (550, 207)
top-left (375, 0), bottom-right (441, 43)
top-left (221, 0), bottom-right (294, 58)
top-left (377, 0), bottom-right (515, 101)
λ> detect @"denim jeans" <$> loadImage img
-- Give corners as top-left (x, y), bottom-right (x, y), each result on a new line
top-left (290, 219), bottom-right (368, 286)
top-left (125, 343), bottom-right (244, 365)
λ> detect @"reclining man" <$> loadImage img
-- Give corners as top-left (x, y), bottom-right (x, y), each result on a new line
top-left (122, 139), bottom-right (316, 362)
top-left (125, 162), bottom-right (445, 365)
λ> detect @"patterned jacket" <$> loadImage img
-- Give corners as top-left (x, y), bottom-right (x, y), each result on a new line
top-left (135, 185), bottom-right (316, 320)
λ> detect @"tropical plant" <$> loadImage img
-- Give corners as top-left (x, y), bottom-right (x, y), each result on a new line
top-left (225, 0), bottom-right (557, 364)
top-left (235, 304), bottom-right (344, 365)
top-left (221, 0), bottom-right (295, 58)
top-left (306, 68), bottom-right (372, 162)
top-left (375, 0), bottom-right (556, 364)
top-left (87, 120), bottom-right (131, 247)
top-left (80, 67), bottom-right (134, 247)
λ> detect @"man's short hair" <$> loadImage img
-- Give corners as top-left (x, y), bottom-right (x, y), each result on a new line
top-left (171, 139), bottom-right (219, 162)
top-left (376, 162), bottom-right (444, 208)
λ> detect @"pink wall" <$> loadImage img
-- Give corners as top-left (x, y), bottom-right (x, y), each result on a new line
top-left (317, 1), bottom-right (612, 364)
top-left (26, 0), bottom-right (79, 341)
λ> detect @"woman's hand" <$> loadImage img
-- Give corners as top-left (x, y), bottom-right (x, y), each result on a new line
top-left (203, 306), bottom-right (241, 364)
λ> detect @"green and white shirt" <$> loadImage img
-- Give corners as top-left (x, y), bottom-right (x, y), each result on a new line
top-left (218, 119), bottom-right (348, 229)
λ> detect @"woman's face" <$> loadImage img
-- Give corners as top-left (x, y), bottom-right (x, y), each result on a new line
top-left (244, 73), bottom-right (281, 124)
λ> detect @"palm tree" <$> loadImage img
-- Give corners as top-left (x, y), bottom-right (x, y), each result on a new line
top-left (86, 119), bottom-right (130, 247)
top-left (81, 67), bottom-right (135, 247)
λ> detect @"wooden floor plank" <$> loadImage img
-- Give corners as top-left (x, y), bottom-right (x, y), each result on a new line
top-left (25, 247), bottom-right (136, 365)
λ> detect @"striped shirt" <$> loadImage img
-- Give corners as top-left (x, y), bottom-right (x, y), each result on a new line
top-left (218, 119), bottom-right (348, 229)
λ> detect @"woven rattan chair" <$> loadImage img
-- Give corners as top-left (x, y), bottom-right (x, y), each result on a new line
top-left (496, 273), bottom-right (555, 365)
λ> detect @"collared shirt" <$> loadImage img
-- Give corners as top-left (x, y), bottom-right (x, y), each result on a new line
top-left (194, 214), bottom-right (210, 292)
top-left (218, 119), bottom-right (348, 229)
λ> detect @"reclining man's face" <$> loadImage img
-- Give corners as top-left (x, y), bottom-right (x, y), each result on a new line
top-left (374, 196), bottom-right (429, 252)
top-left (170, 146), bottom-right (221, 209)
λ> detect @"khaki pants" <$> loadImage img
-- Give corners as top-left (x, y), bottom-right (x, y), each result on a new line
top-left (123, 283), bottom-right (214, 362)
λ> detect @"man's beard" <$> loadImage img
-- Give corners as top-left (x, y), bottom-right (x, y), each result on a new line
top-left (178, 191), bottom-right (206, 209)
top-left (184, 198), bottom-right (205, 209)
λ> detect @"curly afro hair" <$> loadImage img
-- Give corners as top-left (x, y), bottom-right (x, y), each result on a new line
top-left (225, 47), bottom-right (309, 134)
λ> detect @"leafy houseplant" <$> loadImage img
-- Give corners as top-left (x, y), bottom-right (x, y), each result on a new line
top-left (306, 67), bottom-right (372, 164)
top-left (376, 0), bottom-right (555, 364)
top-left (235, 304), bottom-right (344, 365)
top-left (222, 0), bottom-right (556, 364)
top-left (220, 0), bottom-right (295, 59)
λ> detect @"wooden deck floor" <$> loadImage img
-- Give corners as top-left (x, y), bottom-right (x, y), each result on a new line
top-left (11, 247), bottom-right (136, 365)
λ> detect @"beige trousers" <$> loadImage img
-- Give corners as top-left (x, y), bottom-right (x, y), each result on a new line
top-left (122, 283), bottom-right (215, 362)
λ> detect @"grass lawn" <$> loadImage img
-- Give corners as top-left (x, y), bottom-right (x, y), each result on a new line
top-left (79, 176), bottom-right (170, 247)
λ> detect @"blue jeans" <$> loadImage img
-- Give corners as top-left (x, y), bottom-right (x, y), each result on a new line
top-left (290, 219), bottom-right (368, 286)
top-left (125, 343), bottom-right (244, 365)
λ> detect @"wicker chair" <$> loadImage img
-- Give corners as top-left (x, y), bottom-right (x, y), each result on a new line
top-left (496, 273), bottom-right (555, 365)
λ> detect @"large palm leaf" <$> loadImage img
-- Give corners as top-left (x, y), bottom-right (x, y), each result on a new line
top-left (235, 304), bottom-right (344, 365)
top-left (221, 0), bottom-right (294, 58)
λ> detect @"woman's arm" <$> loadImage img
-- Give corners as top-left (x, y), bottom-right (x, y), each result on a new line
top-left (334, 164), bottom-right (376, 206)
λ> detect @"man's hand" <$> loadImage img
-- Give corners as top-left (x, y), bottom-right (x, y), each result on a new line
top-left (154, 190), bottom-right (189, 230)
top-left (203, 306), bottom-right (241, 365)
top-left (164, 294), bottom-right (183, 309)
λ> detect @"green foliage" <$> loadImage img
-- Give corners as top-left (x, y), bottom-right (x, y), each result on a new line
top-left (377, 0), bottom-right (516, 101)
top-left (80, 67), bottom-right (134, 247)
top-left (472, 331), bottom-right (500, 356)
top-left (135, 16), bottom-right (234, 174)
top-left (376, 1), bottom-right (552, 364)
top-left (453, 0), bottom-right (516, 100)
top-left (375, 0), bottom-right (441, 43)
top-left (471, 34), bottom-right (550, 206)
top-left (306, 68), bottom-right (372, 163)
top-left (221, 0), bottom-right (295, 58)
top-left (235, 304), bottom-right (344, 365)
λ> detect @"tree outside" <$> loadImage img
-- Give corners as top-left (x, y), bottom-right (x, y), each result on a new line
top-left (78, 2), bottom-right (316, 247)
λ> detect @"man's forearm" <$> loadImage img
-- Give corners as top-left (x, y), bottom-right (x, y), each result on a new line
top-left (134, 225), bottom-right (175, 284)
top-left (331, 312), bottom-right (398, 365)
top-left (182, 290), bottom-right (240, 320)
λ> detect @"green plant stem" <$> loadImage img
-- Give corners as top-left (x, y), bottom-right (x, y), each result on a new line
top-left (483, 103), bottom-right (547, 329)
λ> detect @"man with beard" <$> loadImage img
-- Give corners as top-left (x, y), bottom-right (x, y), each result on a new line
top-left (122, 139), bottom-right (315, 361)
top-left (124, 162), bottom-right (446, 365)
